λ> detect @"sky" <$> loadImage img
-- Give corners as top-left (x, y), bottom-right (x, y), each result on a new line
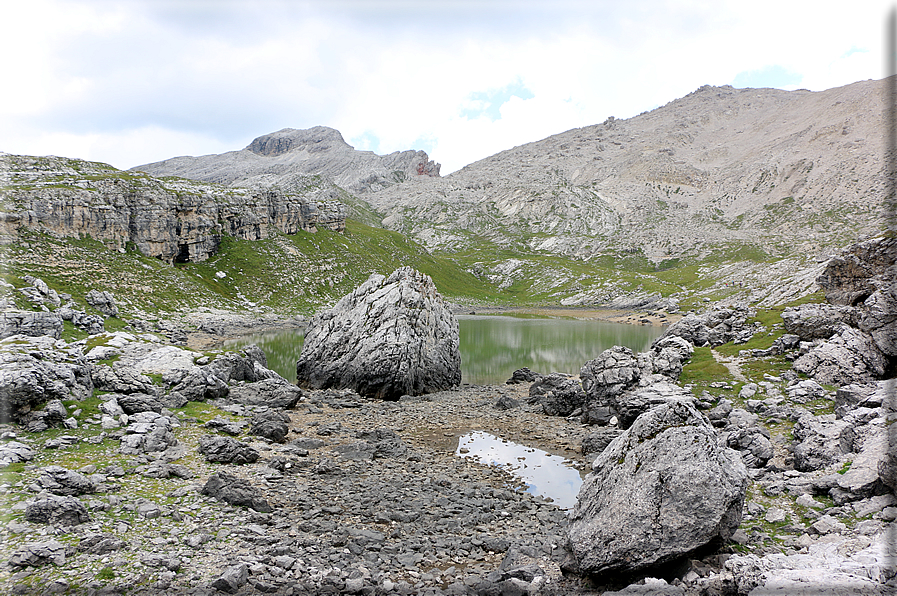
top-left (1, 0), bottom-right (893, 175)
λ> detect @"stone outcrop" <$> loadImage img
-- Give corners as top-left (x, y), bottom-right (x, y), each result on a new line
top-left (296, 267), bottom-right (461, 400)
top-left (567, 401), bottom-right (748, 576)
top-left (0, 335), bottom-right (93, 424)
top-left (653, 306), bottom-right (756, 348)
top-left (1, 154), bottom-right (346, 264)
top-left (579, 339), bottom-right (693, 427)
top-left (0, 311), bottom-right (63, 340)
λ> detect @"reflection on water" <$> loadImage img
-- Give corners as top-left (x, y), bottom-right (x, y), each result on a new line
top-left (458, 315), bottom-right (661, 385)
top-left (457, 431), bottom-right (583, 509)
top-left (223, 314), bottom-right (662, 386)
top-left (223, 331), bottom-right (304, 383)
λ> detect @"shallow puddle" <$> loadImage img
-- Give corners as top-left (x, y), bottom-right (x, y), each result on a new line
top-left (456, 431), bottom-right (584, 509)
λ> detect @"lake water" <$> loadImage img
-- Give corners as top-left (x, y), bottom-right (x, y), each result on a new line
top-left (456, 431), bottom-right (584, 509)
top-left (224, 314), bottom-right (663, 385)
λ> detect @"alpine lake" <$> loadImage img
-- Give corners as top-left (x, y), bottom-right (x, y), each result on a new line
top-left (224, 313), bottom-right (664, 508)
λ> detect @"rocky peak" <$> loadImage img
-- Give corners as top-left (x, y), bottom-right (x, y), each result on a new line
top-left (246, 126), bottom-right (349, 157)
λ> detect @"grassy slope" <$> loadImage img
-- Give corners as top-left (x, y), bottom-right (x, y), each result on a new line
top-left (2, 213), bottom-right (819, 324)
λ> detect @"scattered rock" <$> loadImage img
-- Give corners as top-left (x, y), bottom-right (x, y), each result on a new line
top-left (198, 435), bottom-right (260, 464)
top-left (201, 473), bottom-right (272, 513)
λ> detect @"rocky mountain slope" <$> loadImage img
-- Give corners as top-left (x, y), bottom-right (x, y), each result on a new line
top-left (134, 126), bottom-right (441, 199)
top-left (124, 79), bottom-right (893, 310)
top-left (366, 79), bottom-right (890, 263)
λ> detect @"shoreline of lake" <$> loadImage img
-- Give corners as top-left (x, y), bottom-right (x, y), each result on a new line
top-left (184, 305), bottom-right (679, 352)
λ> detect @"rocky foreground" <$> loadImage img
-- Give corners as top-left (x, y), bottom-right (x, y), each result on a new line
top-left (0, 237), bottom-right (895, 595)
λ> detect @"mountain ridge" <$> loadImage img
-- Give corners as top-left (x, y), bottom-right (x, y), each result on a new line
top-left (133, 126), bottom-right (441, 199)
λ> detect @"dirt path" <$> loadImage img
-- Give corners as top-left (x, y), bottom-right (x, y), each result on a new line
top-left (711, 348), bottom-right (748, 383)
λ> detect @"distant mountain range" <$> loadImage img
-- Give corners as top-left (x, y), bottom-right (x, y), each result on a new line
top-left (134, 79), bottom-right (891, 269)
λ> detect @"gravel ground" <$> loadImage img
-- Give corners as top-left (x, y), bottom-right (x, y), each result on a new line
top-left (0, 382), bottom-right (606, 595)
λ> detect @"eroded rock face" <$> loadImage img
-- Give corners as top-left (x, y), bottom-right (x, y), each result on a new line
top-left (1, 154), bottom-right (346, 264)
top-left (793, 325), bottom-right (888, 386)
top-left (296, 268), bottom-right (461, 400)
top-left (567, 401), bottom-right (748, 576)
top-left (816, 237), bottom-right (897, 307)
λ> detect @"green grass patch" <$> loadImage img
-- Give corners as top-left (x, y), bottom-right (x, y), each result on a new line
top-left (680, 347), bottom-right (732, 385)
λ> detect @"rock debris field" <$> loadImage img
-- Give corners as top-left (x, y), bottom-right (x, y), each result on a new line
top-left (0, 346), bottom-right (594, 595)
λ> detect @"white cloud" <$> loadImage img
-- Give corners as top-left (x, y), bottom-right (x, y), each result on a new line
top-left (0, 0), bottom-right (893, 175)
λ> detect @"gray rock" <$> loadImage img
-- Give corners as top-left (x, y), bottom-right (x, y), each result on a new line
top-left (653, 306), bottom-right (753, 348)
top-left (0, 335), bottom-right (93, 423)
top-left (494, 394), bottom-right (521, 410)
top-left (792, 414), bottom-right (850, 472)
top-left (201, 473), bottom-right (272, 513)
top-left (227, 378), bottom-right (302, 409)
top-left (793, 325), bottom-right (888, 386)
top-left (37, 466), bottom-right (96, 496)
top-left (0, 310), bottom-right (63, 340)
top-left (0, 440), bottom-right (35, 465)
top-left (296, 267), bottom-right (461, 400)
top-left (506, 368), bottom-right (538, 384)
top-left (91, 362), bottom-right (157, 395)
top-left (816, 236), bottom-right (896, 307)
top-left (610, 381), bottom-right (696, 429)
top-left (581, 428), bottom-right (622, 457)
top-left (116, 393), bottom-right (164, 414)
top-left (528, 373), bottom-right (585, 417)
top-left (781, 303), bottom-right (859, 340)
top-left (211, 563), bottom-right (249, 593)
top-left (205, 416), bottom-right (246, 436)
top-left (580, 345), bottom-right (642, 424)
top-left (356, 427), bottom-right (409, 459)
top-left (726, 427), bottom-right (774, 468)
top-left (8, 540), bottom-right (66, 567)
top-left (249, 410), bottom-right (290, 443)
top-left (198, 435), bottom-right (260, 464)
top-left (168, 369), bottom-right (219, 402)
top-left (567, 400), bottom-right (748, 575)
top-left (77, 533), bottom-right (127, 554)
top-left (86, 289), bottom-right (119, 317)
top-left (25, 494), bottom-right (91, 526)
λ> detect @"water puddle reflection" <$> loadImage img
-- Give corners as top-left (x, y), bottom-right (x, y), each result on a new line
top-left (456, 431), bottom-right (583, 509)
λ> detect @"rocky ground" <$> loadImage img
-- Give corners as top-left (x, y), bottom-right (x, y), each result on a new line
top-left (0, 326), bottom-right (894, 595)
top-left (0, 357), bottom-right (596, 596)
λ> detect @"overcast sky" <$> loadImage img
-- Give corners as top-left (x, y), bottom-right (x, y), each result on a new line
top-left (2, 0), bottom-right (893, 174)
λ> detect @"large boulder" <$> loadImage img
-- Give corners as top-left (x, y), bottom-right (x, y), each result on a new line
top-left (296, 267), bottom-right (461, 400)
top-left (567, 400), bottom-right (748, 576)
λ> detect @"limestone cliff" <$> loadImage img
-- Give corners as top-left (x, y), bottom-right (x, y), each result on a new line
top-left (0, 154), bottom-right (346, 264)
